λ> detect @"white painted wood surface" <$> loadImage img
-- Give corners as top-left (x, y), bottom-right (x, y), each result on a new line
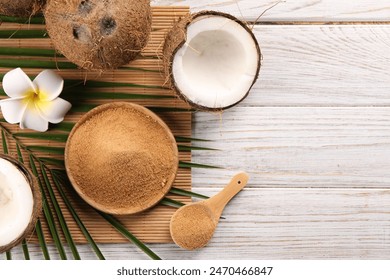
top-left (250, 25), bottom-right (390, 106)
top-left (151, 0), bottom-right (390, 22)
top-left (192, 107), bottom-right (390, 189)
top-left (4, 1), bottom-right (390, 260)
top-left (6, 188), bottom-right (390, 259)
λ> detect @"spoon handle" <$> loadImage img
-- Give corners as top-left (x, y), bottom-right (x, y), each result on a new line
top-left (207, 172), bottom-right (249, 219)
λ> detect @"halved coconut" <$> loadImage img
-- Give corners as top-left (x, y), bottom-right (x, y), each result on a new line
top-left (44, 0), bottom-right (152, 70)
top-left (0, 154), bottom-right (41, 253)
top-left (0, 0), bottom-right (45, 17)
top-left (163, 11), bottom-right (261, 111)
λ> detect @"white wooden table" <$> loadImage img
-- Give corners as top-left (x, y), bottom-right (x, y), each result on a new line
top-left (8, 0), bottom-right (390, 260)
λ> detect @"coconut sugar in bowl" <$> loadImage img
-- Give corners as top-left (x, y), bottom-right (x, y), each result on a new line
top-left (65, 102), bottom-right (179, 215)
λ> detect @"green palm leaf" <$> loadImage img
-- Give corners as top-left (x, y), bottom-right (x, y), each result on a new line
top-left (29, 155), bottom-right (68, 259)
top-left (0, 15), bottom-right (44, 24)
top-left (0, 47), bottom-right (60, 57)
top-left (0, 29), bottom-right (47, 38)
top-left (16, 144), bottom-right (31, 260)
top-left (40, 165), bottom-right (81, 259)
top-left (160, 197), bottom-right (185, 208)
top-left (169, 188), bottom-right (209, 199)
top-left (0, 10), bottom-right (216, 260)
top-left (51, 171), bottom-right (105, 260)
top-left (98, 213), bottom-right (161, 260)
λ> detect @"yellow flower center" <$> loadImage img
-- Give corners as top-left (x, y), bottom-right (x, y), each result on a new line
top-left (23, 89), bottom-right (50, 110)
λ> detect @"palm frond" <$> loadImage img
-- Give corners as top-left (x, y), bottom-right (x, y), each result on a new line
top-left (0, 8), bottom-right (217, 260)
top-left (13, 132), bottom-right (68, 142)
top-left (1, 130), bottom-right (8, 154)
top-left (0, 59), bottom-right (159, 73)
top-left (0, 59), bottom-right (76, 69)
top-left (29, 155), bottom-right (68, 260)
top-left (0, 15), bottom-right (44, 24)
top-left (1, 125), bottom-right (107, 259)
top-left (179, 161), bottom-right (221, 169)
top-left (51, 122), bottom-right (74, 132)
top-left (175, 136), bottom-right (212, 142)
top-left (40, 165), bottom-right (80, 260)
top-left (160, 197), bottom-right (185, 208)
top-left (178, 145), bottom-right (218, 151)
top-left (169, 188), bottom-right (209, 199)
top-left (21, 240), bottom-right (30, 260)
top-left (65, 80), bottom-right (167, 89)
top-left (0, 29), bottom-right (47, 38)
top-left (51, 171), bottom-right (105, 260)
top-left (39, 158), bottom-right (65, 167)
top-left (16, 144), bottom-right (31, 260)
top-left (28, 146), bottom-right (65, 154)
top-left (98, 213), bottom-right (161, 260)
top-left (0, 47), bottom-right (59, 57)
top-left (35, 219), bottom-right (50, 260)
top-left (62, 91), bottom-right (172, 100)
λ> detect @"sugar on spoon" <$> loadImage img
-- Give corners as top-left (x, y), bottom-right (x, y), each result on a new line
top-left (170, 172), bottom-right (249, 250)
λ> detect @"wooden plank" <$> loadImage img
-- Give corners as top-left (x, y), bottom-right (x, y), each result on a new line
top-left (151, 0), bottom-right (390, 22)
top-left (238, 25), bottom-right (390, 107)
top-left (6, 188), bottom-right (390, 259)
top-left (192, 107), bottom-right (390, 189)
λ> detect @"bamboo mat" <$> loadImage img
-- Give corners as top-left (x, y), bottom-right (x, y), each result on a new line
top-left (0, 7), bottom-right (192, 244)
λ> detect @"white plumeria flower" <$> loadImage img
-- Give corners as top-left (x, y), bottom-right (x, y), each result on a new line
top-left (0, 68), bottom-right (71, 132)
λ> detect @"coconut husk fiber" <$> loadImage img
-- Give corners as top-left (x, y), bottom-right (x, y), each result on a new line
top-left (162, 11), bottom-right (262, 111)
top-left (44, 0), bottom-right (152, 70)
top-left (0, 0), bottom-right (45, 17)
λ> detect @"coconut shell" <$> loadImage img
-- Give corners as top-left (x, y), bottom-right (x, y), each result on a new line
top-left (44, 0), bottom-right (152, 70)
top-left (0, 154), bottom-right (42, 254)
top-left (163, 11), bottom-right (262, 111)
top-left (0, 0), bottom-right (45, 17)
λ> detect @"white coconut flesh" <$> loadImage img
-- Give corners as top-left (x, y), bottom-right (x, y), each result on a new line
top-left (0, 158), bottom-right (34, 247)
top-left (172, 15), bottom-right (259, 109)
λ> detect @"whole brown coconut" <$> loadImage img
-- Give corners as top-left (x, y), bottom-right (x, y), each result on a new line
top-left (44, 0), bottom-right (152, 70)
top-left (0, 0), bottom-right (45, 17)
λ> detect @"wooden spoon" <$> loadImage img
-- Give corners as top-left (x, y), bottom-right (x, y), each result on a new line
top-left (170, 172), bottom-right (249, 250)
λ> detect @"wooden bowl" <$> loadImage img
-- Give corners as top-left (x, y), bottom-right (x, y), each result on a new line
top-left (64, 102), bottom-right (178, 215)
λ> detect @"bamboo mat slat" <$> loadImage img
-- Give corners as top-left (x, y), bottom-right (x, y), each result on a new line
top-left (0, 7), bottom-right (191, 244)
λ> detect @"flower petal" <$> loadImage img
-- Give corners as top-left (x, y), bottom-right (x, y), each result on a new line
top-left (0, 98), bottom-right (27, 124)
top-left (33, 70), bottom-right (64, 101)
top-left (2, 68), bottom-right (36, 98)
top-left (37, 97), bottom-right (72, 124)
top-left (20, 102), bottom-right (49, 132)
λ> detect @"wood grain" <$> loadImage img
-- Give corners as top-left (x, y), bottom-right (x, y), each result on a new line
top-left (244, 25), bottom-right (390, 107)
top-left (151, 0), bottom-right (390, 22)
top-left (5, 188), bottom-right (390, 259)
top-left (192, 107), bottom-right (390, 189)
top-left (3, 1), bottom-right (390, 260)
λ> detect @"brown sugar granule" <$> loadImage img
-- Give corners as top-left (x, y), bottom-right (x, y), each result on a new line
top-left (170, 204), bottom-right (216, 250)
top-left (66, 105), bottom-right (177, 213)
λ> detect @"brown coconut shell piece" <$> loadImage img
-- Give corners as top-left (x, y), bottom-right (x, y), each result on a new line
top-left (0, 0), bottom-right (45, 17)
top-left (0, 154), bottom-right (42, 254)
top-left (163, 11), bottom-right (261, 111)
top-left (44, 0), bottom-right (152, 70)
